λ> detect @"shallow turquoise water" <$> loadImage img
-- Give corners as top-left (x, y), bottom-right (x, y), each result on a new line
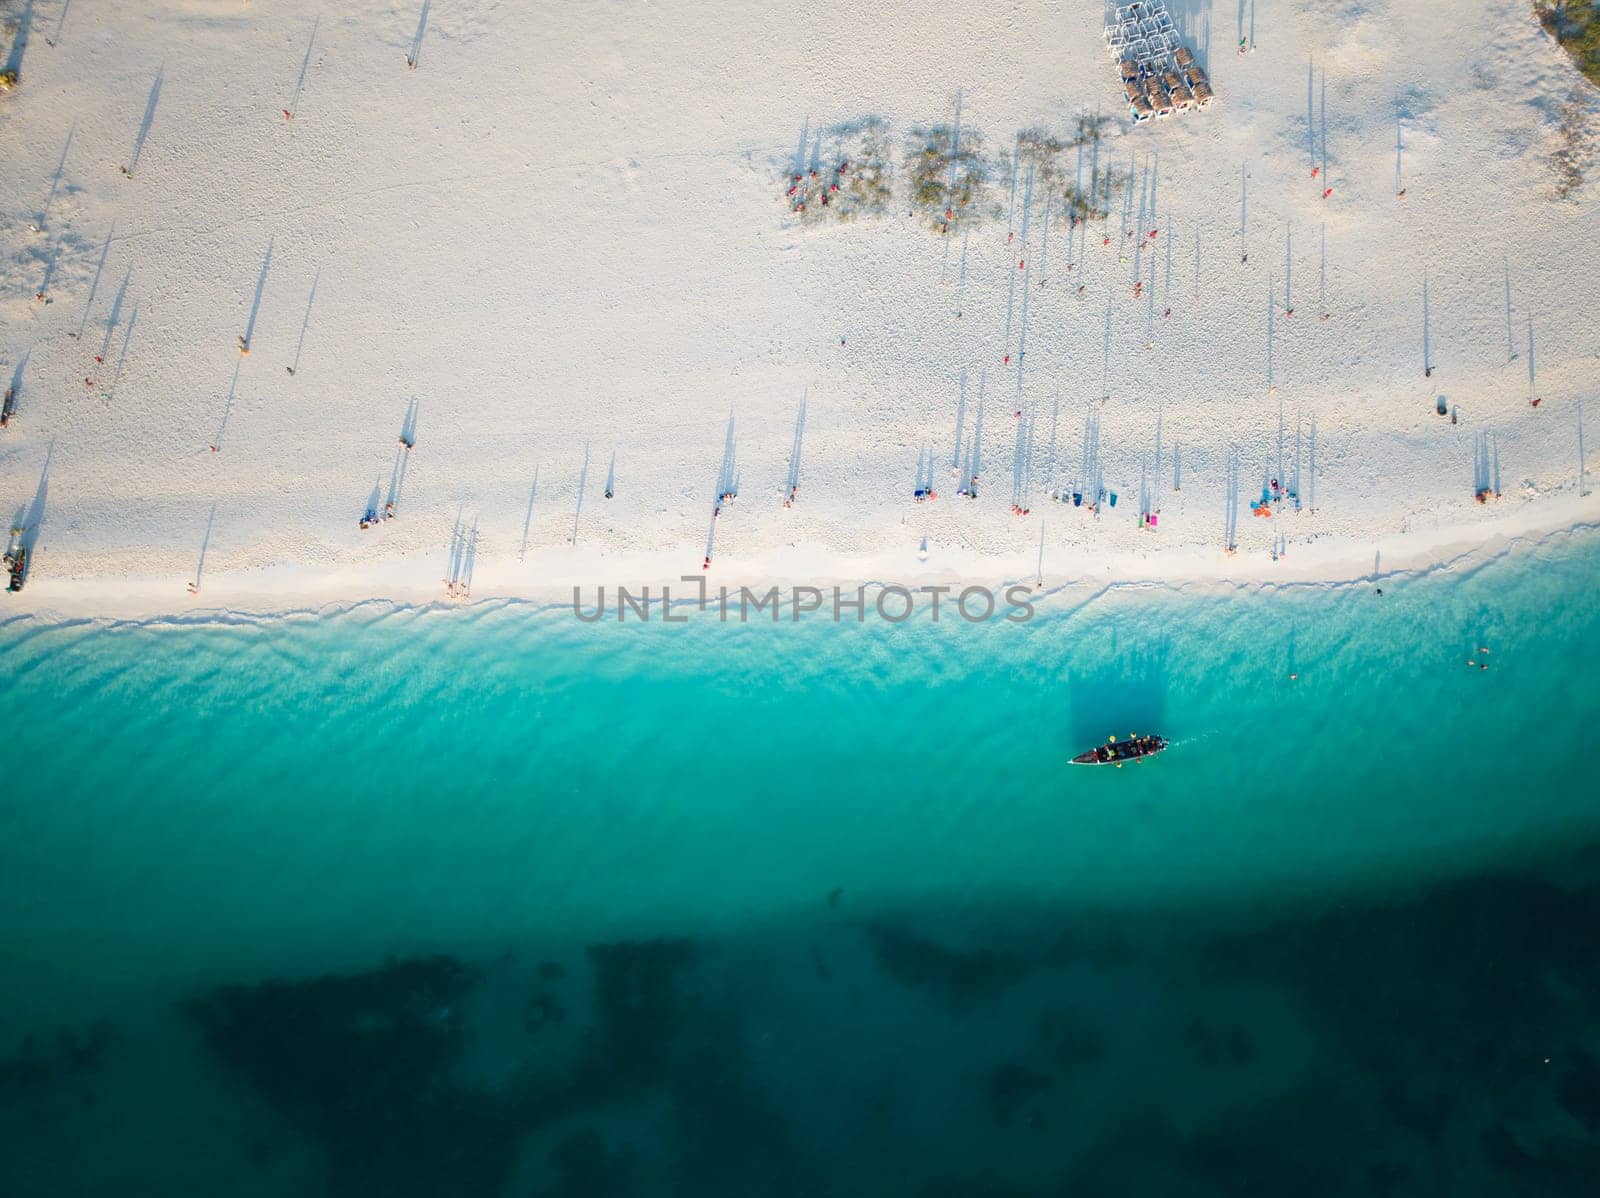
top-left (3, 530), bottom-right (1599, 1195)
top-left (7, 531), bottom-right (1599, 978)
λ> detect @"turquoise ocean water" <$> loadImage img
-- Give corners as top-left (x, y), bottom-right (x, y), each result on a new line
top-left (3, 529), bottom-right (1600, 1195)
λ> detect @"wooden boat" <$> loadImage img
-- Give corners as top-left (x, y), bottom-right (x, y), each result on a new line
top-left (1071, 734), bottom-right (1168, 766)
top-left (5, 544), bottom-right (26, 593)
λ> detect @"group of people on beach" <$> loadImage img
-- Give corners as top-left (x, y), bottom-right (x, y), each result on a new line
top-left (785, 160), bottom-right (851, 217)
top-left (359, 502), bottom-right (395, 530)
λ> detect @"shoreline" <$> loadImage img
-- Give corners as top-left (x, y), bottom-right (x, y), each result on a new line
top-left (6, 496), bottom-right (1596, 628)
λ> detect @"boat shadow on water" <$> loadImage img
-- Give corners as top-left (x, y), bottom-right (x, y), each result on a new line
top-left (1066, 627), bottom-right (1170, 753)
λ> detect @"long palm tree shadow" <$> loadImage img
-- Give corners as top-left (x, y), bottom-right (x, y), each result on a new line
top-left (1422, 271), bottom-right (1433, 379)
top-left (792, 117), bottom-right (809, 177)
top-left (290, 15), bottom-right (319, 112)
top-left (409, 0), bottom-right (431, 65)
top-left (193, 501), bottom-right (216, 590)
top-left (4, 352), bottom-right (28, 425)
top-left (97, 270), bottom-right (131, 363)
top-left (38, 242), bottom-right (61, 298)
top-left (949, 374), bottom-right (966, 475)
top-left (75, 222), bottom-right (115, 339)
top-left (385, 445), bottom-right (410, 514)
top-left (211, 358), bottom-right (242, 452)
top-left (10, 445), bottom-right (51, 590)
top-left (518, 466), bottom-right (538, 560)
top-left (705, 413), bottom-right (738, 567)
top-left (716, 411), bottom-right (737, 498)
top-left (1066, 627), bottom-right (1171, 748)
top-left (444, 512), bottom-right (463, 586)
top-left (571, 441), bottom-right (589, 546)
top-left (787, 395), bottom-right (807, 495)
top-left (3, 0), bottom-right (33, 77)
top-left (243, 236), bottom-right (274, 351)
top-left (288, 268), bottom-right (319, 375)
top-left (41, 117), bottom-right (75, 222)
top-left (128, 66), bottom-right (164, 176)
top-left (107, 305), bottom-right (138, 401)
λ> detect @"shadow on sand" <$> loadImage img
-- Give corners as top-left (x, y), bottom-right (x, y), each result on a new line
top-left (9, 447), bottom-right (50, 587)
top-left (127, 67), bottom-right (164, 176)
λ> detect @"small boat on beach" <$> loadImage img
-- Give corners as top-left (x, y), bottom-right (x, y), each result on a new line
top-left (5, 544), bottom-right (26, 593)
top-left (1071, 734), bottom-right (1168, 766)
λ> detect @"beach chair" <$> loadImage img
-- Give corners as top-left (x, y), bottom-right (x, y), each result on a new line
top-left (1174, 46), bottom-right (1195, 69)
top-left (1130, 96), bottom-right (1154, 122)
top-left (1124, 80), bottom-right (1144, 105)
top-left (1161, 72), bottom-right (1191, 110)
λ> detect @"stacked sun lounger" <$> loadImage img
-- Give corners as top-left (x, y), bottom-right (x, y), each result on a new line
top-left (1104, 2), bottom-right (1212, 122)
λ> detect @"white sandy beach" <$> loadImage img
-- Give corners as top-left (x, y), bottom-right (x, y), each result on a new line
top-left (1, 0), bottom-right (1597, 619)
